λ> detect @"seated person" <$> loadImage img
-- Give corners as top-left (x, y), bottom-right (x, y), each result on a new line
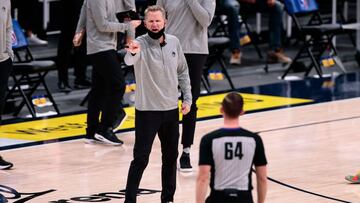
top-left (217, 0), bottom-right (292, 65)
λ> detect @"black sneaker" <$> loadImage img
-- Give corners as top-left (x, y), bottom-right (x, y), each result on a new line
top-left (95, 128), bottom-right (124, 146)
top-left (0, 156), bottom-right (13, 170)
top-left (179, 152), bottom-right (192, 172)
top-left (113, 109), bottom-right (127, 132)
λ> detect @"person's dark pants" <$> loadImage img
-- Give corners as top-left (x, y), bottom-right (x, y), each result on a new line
top-left (11, 0), bottom-right (45, 37)
top-left (206, 190), bottom-right (253, 203)
top-left (181, 54), bottom-right (208, 148)
top-left (221, 0), bottom-right (241, 51)
top-left (86, 50), bottom-right (126, 137)
top-left (57, 0), bottom-right (87, 84)
top-left (0, 58), bottom-right (13, 123)
top-left (125, 109), bottom-right (180, 203)
top-left (253, 0), bottom-right (283, 50)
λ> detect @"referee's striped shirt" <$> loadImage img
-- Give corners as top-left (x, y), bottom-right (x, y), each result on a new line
top-left (199, 128), bottom-right (267, 191)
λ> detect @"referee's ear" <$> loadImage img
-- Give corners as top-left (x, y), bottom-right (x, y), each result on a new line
top-left (220, 107), bottom-right (224, 116)
top-left (240, 110), bottom-right (245, 116)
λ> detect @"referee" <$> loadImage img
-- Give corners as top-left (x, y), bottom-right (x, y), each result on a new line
top-left (196, 92), bottom-right (268, 203)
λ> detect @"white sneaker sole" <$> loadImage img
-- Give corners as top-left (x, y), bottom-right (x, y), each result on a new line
top-left (94, 134), bottom-right (123, 146)
top-left (0, 165), bottom-right (12, 170)
top-left (178, 167), bottom-right (193, 172)
top-left (84, 138), bottom-right (105, 145)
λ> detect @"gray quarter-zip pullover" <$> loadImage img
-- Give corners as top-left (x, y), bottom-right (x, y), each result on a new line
top-left (0, 0), bottom-right (13, 62)
top-left (157, 0), bottom-right (216, 54)
top-left (76, 0), bottom-right (132, 55)
top-left (116, 0), bottom-right (135, 12)
top-left (124, 34), bottom-right (192, 111)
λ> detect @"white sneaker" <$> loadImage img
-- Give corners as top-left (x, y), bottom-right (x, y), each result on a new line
top-left (27, 34), bottom-right (48, 46)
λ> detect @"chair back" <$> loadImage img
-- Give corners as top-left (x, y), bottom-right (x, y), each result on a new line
top-left (283, 0), bottom-right (319, 15)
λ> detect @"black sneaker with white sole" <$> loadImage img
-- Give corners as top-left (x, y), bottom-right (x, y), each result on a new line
top-left (113, 109), bottom-right (127, 132)
top-left (0, 156), bottom-right (13, 170)
top-left (179, 152), bottom-right (193, 172)
top-left (95, 128), bottom-right (124, 146)
top-left (84, 128), bottom-right (105, 144)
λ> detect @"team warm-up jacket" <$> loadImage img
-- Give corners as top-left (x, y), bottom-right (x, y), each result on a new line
top-left (76, 0), bottom-right (132, 55)
top-left (115, 0), bottom-right (135, 13)
top-left (0, 0), bottom-right (13, 62)
top-left (124, 34), bottom-right (192, 111)
top-left (157, 0), bottom-right (216, 54)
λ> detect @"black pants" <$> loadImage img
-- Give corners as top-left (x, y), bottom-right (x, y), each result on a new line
top-left (86, 50), bottom-right (126, 136)
top-left (57, 0), bottom-right (87, 84)
top-left (11, 0), bottom-right (45, 37)
top-left (125, 109), bottom-right (179, 203)
top-left (181, 54), bottom-right (208, 148)
top-left (0, 59), bottom-right (13, 123)
top-left (206, 190), bottom-right (253, 203)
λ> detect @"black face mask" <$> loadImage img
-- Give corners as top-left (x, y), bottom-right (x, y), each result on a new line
top-left (147, 28), bottom-right (165, 39)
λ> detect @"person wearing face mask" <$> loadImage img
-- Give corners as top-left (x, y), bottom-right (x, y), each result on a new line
top-left (156, 0), bottom-right (216, 172)
top-left (73, 0), bottom-right (141, 145)
top-left (123, 5), bottom-right (192, 203)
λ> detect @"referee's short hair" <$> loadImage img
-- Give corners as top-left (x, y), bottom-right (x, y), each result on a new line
top-left (222, 92), bottom-right (244, 118)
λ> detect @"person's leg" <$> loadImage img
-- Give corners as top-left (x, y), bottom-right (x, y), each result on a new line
top-left (158, 109), bottom-right (179, 202)
top-left (86, 52), bottom-right (107, 140)
top-left (98, 50), bottom-right (126, 129)
top-left (87, 51), bottom-right (124, 145)
top-left (267, 1), bottom-right (283, 51)
top-left (256, 0), bottom-right (291, 63)
top-left (73, 0), bottom-right (90, 88)
top-left (0, 60), bottom-right (14, 171)
top-left (221, 0), bottom-right (242, 64)
top-left (73, 38), bottom-right (90, 88)
top-left (0, 59), bottom-right (13, 123)
top-left (125, 110), bottom-right (162, 203)
top-left (18, 0), bottom-right (47, 44)
top-left (180, 54), bottom-right (207, 171)
top-left (56, 26), bottom-right (73, 91)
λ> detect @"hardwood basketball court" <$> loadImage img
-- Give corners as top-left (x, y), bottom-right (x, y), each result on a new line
top-left (1, 97), bottom-right (359, 202)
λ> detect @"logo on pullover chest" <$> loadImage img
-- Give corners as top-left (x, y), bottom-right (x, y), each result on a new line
top-left (172, 51), bottom-right (176, 57)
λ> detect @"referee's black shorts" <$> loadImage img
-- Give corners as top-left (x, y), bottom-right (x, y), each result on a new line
top-left (206, 190), bottom-right (253, 203)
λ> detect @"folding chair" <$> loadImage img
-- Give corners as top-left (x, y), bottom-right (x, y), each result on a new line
top-left (6, 19), bottom-right (59, 118)
top-left (202, 37), bottom-right (235, 92)
top-left (281, 0), bottom-right (351, 79)
top-left (315, 0), bottom-right (357, 47)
